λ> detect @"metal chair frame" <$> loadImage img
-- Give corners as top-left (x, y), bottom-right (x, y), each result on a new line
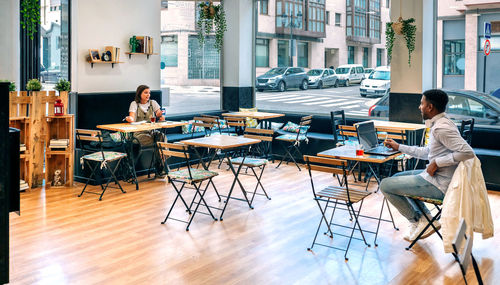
top-left (452, 219), bottom-right (483, 285)
top-left (276, 115), bottom-right (312, 171)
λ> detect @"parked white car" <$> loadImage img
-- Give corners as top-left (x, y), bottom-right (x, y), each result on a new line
top-left (335, 64), bottom-right (365, 87)
top-left (360, 66), bottom-right (390, 97)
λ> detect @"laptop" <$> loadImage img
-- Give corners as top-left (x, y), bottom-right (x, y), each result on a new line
top-left (356, 121), bottom-right (399, 156)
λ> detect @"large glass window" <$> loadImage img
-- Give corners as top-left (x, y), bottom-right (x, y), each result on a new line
top-left (161, 35), bottom-right (178, 67)
top-left (278, 40), bottom-right (290, 67)
top-left (297, 42), bottom-right (308, 67)
top-left (40, 0), bottom-right (70, 86)
top-left (346, 0), bottom-right (381, 40)
top-left (348, 46), bottom-right (355, 64)
top-left (188, 36), bottom-right (219, 79)
top-left (256, 38), bottom-right (269, 67)
top-left (443, 40), bottom-right (465, 75)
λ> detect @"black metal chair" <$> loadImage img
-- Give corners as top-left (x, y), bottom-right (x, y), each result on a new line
top-left (330, 110), bottom-right (346, 146)
top-left (452, 218), bottom-right (483, 285)
top-left (158, 142), bottom-right (219, 231)
top-left (275, 115), bottom-right (312, 171)
top-left (404, 195), bottom-right (443, 250)
top-left (304, 155), bottom-right (371, 260)
top-left (76, 129), bottom-right (127, 200)
top-left (460, 118), bottom-right (475, 145)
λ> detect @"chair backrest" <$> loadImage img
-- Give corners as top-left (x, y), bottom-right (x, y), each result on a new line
top-left (460, 118), bottom-right (474, 145)
top-left (157, 142), bottom-right (196, 178)
top-left (330, 110), bottom-right (346, 144)
top-left (201, 114), bottom-right (221, 133)
top-left (376, 127), bottom-right (407, 144)
top-left (76, 129), bottom-right (105, 159)
top-left (339, 125), bottom-right (357, 140)
top-left (452, 218), bottom-right (476, 283)
top-left (295, 115), bottom-right (312, 140)
top-left (244, 128), bottom-right (274, 142)
top-left (224, 116), bottom-right (247, 134)
top-left (303, 155), bottom-right (355, 200)
top-left (192, 116), bottom-right (217, 137)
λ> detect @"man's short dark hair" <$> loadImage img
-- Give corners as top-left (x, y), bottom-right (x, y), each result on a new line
top-left (423, 89), bottom-right (448, 113)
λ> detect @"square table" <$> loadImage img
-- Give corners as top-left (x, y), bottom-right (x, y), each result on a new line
top-left (318, 145), bottom-right (401, 246)
top-left (359, 120), bottom-right (426, 146)
top-left (222, 111), bottom-right (285, 129)
top-left (181, 134), bottom-right (261, 220)
top-left (97, 121), bottom-right (187, 189)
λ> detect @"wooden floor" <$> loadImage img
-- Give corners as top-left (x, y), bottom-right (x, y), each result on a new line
top-left (9, 161), bottom-right (500, 285)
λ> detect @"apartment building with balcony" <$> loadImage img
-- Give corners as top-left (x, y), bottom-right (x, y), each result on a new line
top-left (437, 0), bottom-right (500, 93)
top-left (160, 0), bottom-right (390, 85)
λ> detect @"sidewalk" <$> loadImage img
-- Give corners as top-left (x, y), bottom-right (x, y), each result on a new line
top-left (164, 85), bottom-right (220, 94)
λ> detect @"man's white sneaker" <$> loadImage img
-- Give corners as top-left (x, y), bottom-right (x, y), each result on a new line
top-left (403, 221), bottom-right (419, 242)
top-left (409, 216), bottom-right (441, 241)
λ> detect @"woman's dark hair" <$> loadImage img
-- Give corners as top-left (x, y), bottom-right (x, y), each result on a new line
top-left (135, 85), bottom-right (150, 103)
top-left (423, 89), bottom-right (448, 113)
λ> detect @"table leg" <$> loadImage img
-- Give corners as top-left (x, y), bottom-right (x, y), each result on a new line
top-left (121, 133), bottom-right (139, 190)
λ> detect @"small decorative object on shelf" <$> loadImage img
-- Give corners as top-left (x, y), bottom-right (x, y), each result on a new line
top-left (87, 47), bottom-right (121, 68)
top-left (129, 36), bottom-right (138, 53)
top-left (54, 99), bottom-right (64, 116)
top-left (197, 1), bottom-right (227, 52)
top-left (51, 169), bottom-right (64, 187)
top-left (26, 78), bottom-right (42, 91)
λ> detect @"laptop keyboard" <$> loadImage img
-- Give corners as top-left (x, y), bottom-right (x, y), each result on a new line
top-left (368, 145), bottom-right (395, 153)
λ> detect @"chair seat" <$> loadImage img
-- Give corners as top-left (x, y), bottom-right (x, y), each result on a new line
top-left (316, 185), bottom-right (371, 203)
top-left (276, 134), bottom-right (307, 142)
top-left (230, 157), bottom-right (267, 167)
top-left (407, 195), bottom-right (443, 205)
top-left (82, 151), bottom-right (127, 162)
top-left (167, 168), bottom-right (218, 183)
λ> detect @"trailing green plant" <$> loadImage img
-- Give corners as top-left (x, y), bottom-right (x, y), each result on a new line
top-left (0, 80), bottom-right (16, 91)
top-left (197, 1), bottom-right (227, 52)
top-left (26, 79), bottom-right (42, 91)
top-left (55, 79), bottom-right (71, 92)
top-left (386, 17), bottom-right (417, 66)
top-left (20, 0), bottom-right (41, 40)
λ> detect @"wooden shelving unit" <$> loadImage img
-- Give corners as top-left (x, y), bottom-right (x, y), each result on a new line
top-left (125, 52), bottom-right (158, 59)
top-left (89, 61), bottom-right (124, 68)
top-left (9, 116), bottom-right (32, 189)
top-left (44, 114), bottom-right (74, 188)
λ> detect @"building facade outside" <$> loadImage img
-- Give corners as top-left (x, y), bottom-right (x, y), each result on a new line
top-left (437, 0), bottom-right (500, 94)
top-left (161, 0), bottom-right (391, 86)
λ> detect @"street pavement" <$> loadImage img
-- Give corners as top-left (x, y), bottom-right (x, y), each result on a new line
top-left (163, 85), bottom-right (380, 117)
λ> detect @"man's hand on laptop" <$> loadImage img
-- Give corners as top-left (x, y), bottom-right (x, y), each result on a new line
top-left (426, 161), bottom-right (438, 176)
top-left (384, 139), bottom-right (399, 150)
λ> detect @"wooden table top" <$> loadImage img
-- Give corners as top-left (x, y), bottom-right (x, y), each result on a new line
top-left (221, 111), bottom-right (285, 120)
top-left (317, 145), bottom-right (401, 164)
top-left (97, 121), bottom-right (187, 133)
top-left (181, 134), bottom-right (260, 150)
top-left (359, 120), bottom-right (425, 131)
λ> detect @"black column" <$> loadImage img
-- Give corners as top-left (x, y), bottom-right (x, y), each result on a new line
top-left (19, 0), bottom-right (41, 89)
top-left (222, 87), bottom-right (254, 111)
top-left (389, 92), bottom-right (423, 124)
top-left (0, 82), bottom-right (10, 284)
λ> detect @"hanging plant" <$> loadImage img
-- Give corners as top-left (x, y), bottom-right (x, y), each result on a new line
top-left (197, 1), bottom-right (227, 52)
top-left (20, 0), bottom-right (41, 40)
top-left (386, 17), bottom-right (417, 66)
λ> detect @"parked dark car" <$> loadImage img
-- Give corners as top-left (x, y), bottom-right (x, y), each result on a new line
top-left (256, 67), bottom-right (309, 92)
top-left (368, 89), bottom-right (500, 126)
top-left (307, 68), bottom-right (338, 89)
top-left (40, 64), bottom-right (61, 83)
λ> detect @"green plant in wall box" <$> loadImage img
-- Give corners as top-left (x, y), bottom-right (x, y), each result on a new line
top-left (197, 1), bottom-right (227, 52)
top-left (0, 80), bottom-right (16, 92)
top-left (21, 0), bottom-right (41, 40)
top-left (26, 79), bottom-right (42, 91)
top-left (386, 17), bottom-right (417, 66)
top-left (55, 79), bottom-right (71, 92)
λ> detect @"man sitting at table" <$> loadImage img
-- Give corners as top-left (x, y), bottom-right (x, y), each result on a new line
top-left (381, 89), bottom-right (474, 242)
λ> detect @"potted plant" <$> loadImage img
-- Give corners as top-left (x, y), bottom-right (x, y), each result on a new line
top-left (55, 79), bottom-right (71, 93)
top-left (0, 80), bottom-right (16, 92)
top-left (197, 1), bottom-right (227, 52)
top-left (21, 0), bottom-right (41, 40)
top-left (26, 78), bottom-right (42, 91)
top-left (386, 17), bottom-right (417, 66)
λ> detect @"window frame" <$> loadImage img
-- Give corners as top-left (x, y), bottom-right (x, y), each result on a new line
top-left (443, 39), bottom-right (465, 76)
top-left (260, 0), bottom-right (269, 15)
top-left (256, 38), bottom-right (270, 67)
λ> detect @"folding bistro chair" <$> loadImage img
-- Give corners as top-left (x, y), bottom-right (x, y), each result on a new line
top-left (244, 127), bottom-right (274, 158)
top-left (191, 116), bottom-right (219, 138)
top-left (452, 218), bottom-right (483, 285)
top-left (304, 155), bottom-right (372, 260)
top-left (229, 128), bottom-right (274, 206)
top-left (76, 129), bottom-right (127, 200)
top-left (404, 195), bottom-right (443, 250)
top-left (158, 142), bottom-right (219, 231)
top-left (275, 115), bottom-right (312, 171)
top-left (330, 110), bottom-right (347, 146)
top-left (223, 116), bottom-right (247, 136)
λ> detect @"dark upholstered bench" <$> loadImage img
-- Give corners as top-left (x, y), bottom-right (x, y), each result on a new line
top-left (474, 148), bottom-right (500, 190)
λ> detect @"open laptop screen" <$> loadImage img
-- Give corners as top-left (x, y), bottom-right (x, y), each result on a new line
top-left (356, 121), bottom-right (378, 149)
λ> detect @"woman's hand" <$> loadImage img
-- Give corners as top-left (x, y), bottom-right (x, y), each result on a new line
top-left (158, 115), bottom-right (165, 122)
top-left (125, 116), bottom-right (134, 123)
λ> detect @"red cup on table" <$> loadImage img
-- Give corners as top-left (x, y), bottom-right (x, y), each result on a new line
top-left (356, 149), bottom-right (364, 156)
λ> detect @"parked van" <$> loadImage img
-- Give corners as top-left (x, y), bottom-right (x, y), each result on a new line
top-left (335, 64), bottom-right (364, 87)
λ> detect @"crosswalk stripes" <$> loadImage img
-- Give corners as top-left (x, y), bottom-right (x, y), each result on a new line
top-left (256, 94), bottom-right (302, 101)
top-left (322, 100), bottom-right (365, 107)
top-left (266, 96), bottom-right (312, 102)
top-left (283, 97), bottom-right (330, 104)
top-left (303, 98), bottom-right (347, 105)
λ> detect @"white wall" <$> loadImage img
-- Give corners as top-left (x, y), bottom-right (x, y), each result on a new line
top-left (72, 0), bottom-right (161, 93)
top-left (0, 0), bottom-right (20, 85)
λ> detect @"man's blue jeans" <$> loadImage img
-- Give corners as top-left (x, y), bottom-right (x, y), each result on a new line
top-left (380, 170), bottom-right (444, 223)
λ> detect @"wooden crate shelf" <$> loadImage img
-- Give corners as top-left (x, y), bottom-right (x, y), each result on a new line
top-left (44, 114), bottom-right (74, 188)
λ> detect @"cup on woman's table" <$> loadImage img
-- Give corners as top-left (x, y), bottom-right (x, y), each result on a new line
top-left (356, 148), bottom-right (364, 156)
top-left (150, 115), bottom-right (156, 124)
